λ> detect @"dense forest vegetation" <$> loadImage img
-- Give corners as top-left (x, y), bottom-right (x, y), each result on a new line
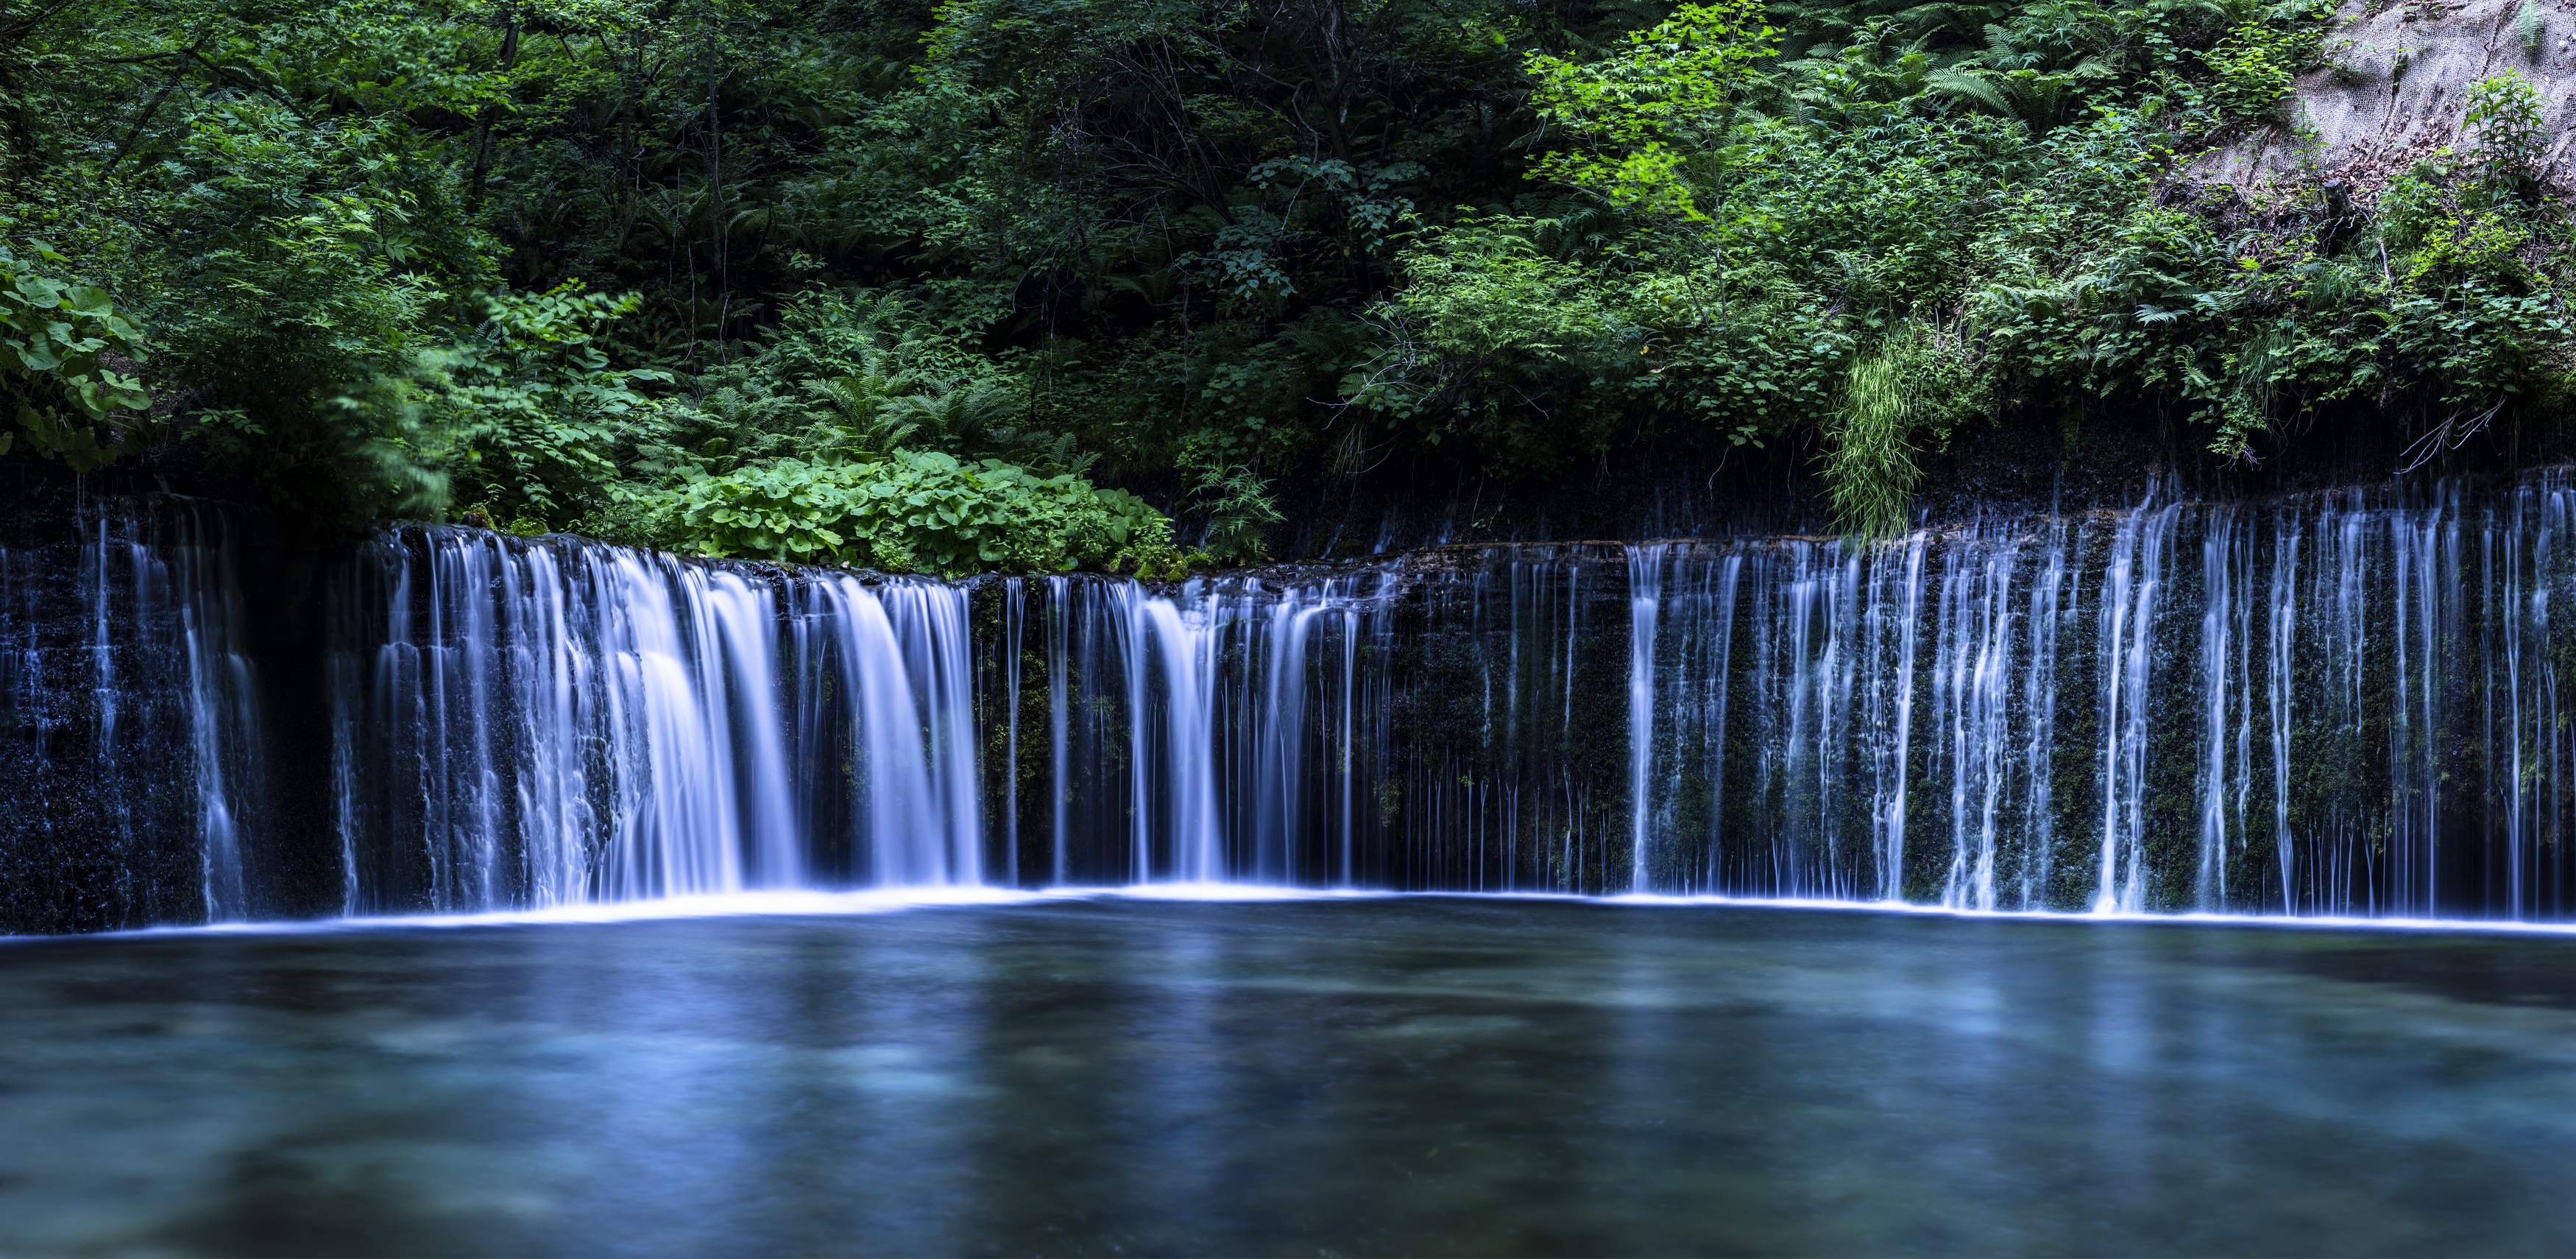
top-left (1, 0), bottom-right (2568, 567)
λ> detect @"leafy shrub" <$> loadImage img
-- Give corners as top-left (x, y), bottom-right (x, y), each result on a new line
top-left (1523, 0), bottom-right (1780, 216)
top-left (673, 450), bottom-right (1178, 576)
top-left (2377, 163), bottom-right (2451, 250)
top-left (0, 249), bottom-right (152, 469)
top-left (1971, 206), bottom-right (2237, 406)
top-left (1630, 261), bottom-right (1855, 449)
top-left (2464, 71), bottom-right (2546, 183)
top-left (2202, 21), bottom-right (2312, 121)
top-left (434, 286), bottom-right (670, 528)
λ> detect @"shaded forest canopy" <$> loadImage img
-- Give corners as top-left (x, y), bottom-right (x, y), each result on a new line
top-left (3, 0), bottom-right (2572, 567)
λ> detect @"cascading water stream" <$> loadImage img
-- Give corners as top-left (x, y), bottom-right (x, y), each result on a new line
top-left (325, 532), bottom-right (983, 912)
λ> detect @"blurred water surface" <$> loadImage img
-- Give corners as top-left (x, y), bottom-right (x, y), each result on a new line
top-left (4, 897), bottom-right (2575, 1255)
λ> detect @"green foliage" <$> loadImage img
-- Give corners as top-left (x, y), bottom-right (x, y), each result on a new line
top-left (2465, 71), bottom-right (2547, 183)
top-left (3, 0), bottom-right (2571, 546)
top-left (1183, 460), bottom-right (1286, 564)
top-left (433, 285), bottom-right (672, 527)
top-left (673, 449), bottom-right (1178, 576)
top-left (2201, 19), bottom-right (2315, 121)
top-left (1823, 336), bottom-right (1922, 539)
top-left (1385, 219), bottom-right (1618, 370)
top-left (1972, 204), bottom-right (2239, 410)
top-left (1820, 322), bottom-right (1984, 536)
top-left (0, 250), bottom-right (152, 469)
top-left (1525, 0), bottom-right (1781, 217)
top-left (1378, 0), bottom-right (2576, 527)
top-left (1627, 261), bottom-right (1854, 448)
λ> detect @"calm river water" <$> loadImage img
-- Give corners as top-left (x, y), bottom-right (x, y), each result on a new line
top-left (4, 896), bottom-right (2575, 1255)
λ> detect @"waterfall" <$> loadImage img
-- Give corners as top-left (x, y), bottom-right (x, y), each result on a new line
top-left (1120, 585), bottom-right (1224, 882)
top-left (327, 531), bottom-right (974, 912)
top-left (0, 488), bottom-right (265, 931)
top-left (2017, 519), bottom-right (2070, 909)
top-left (797, 574), bottom-right (981, 888)
top-left (32, 470), bottom-right (2576, 929)
top-left (2194, 506), bottom-right (2246, 911)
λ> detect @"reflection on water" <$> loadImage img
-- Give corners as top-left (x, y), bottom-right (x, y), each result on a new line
top-left (6, 899), bottom-right (2576, 1255)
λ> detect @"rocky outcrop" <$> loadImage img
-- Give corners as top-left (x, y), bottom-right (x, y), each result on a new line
top-left (2196, 0), bottom-right (2576, 194)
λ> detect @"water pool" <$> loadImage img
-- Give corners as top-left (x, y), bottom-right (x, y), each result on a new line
top-left (5, 897), bottom-right (2574, 1255)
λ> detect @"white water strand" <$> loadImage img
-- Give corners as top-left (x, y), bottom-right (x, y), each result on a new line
top-left (499, 543), bottom-right (590, 907)
top-left (170, 509), bottom-right (261, 921)
top-left (1866, 537), bottom-right (1927, 902)
top-left (2266, 513), bottom-right (2304, 914)
top-left (2310, 495), bottom-right (2373, 914)
top-left (1250, 588), bottom-right (1322, 884)
top-left (2094, 501), bottom-right (2179, 914)
top-left (1002, 579), bottom-right (1023, 886)
top-left (593, 553), bottom-right (751, 899)
top-left (1250, 588), bottom-right (1309, 884)
top-left (2387, 496), bottom-right (2455, 916)
top-left (1627, 545), bottom-right (1666, 892)
top-left (804, 575), bottom-right (983, 886)
top-left (1642, 549), bottom-right (1744, 894)
top-left (86, 514), bottom-right (126, 850)
top-left (1047, 578), bottom-right (1072, 884)
top-left (1122, 585), bottom-right (1227, 881)
top-left (1337, 595), bottom-right (1362, 888)
top-left (2194, 507), bottom-right (2241, 910)
top-left (885, 579), bottom-right (986, 885)
top-left (1935, 523), bottom-right (2017, 911)
top-left (2483, 482), bottom-right (2570, 918)
top-left (2017, 518), bottom-right (2073, 911)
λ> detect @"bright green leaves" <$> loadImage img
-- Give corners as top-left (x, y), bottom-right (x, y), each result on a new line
top-left (1822, 334), bottom-right (1924, 540)
top-left (674, 450), bottom-right (1179, 576)
top-left (2465, 71), bottom-right (2547, 183)
top-left (1345, 214), bottom-right (1624, 444)
top-left (0, 251), bottom-right (152, 470)
top-left (1524, 0), bottom-right (1779, 219)
top-left (2199, 20), bottom-right (2309, 121)
top-left (1526, 0), bottom-right (1778, 149)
